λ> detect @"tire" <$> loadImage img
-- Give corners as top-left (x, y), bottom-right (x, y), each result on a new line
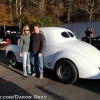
top-left (55, 59), bottom-right (78, 84)
top-left (9, 52), bottom-right (17, 67)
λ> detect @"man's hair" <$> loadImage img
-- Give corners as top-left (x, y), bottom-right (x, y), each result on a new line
top-left (33, 23), bottom-right (40, 28)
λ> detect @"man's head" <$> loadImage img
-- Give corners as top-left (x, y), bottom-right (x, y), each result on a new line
top-left (87, 27), bottom-right (90, 31)
top-left (90, 27), bottom-right (93, 31)
top-left (33, 24), bottom-right (40, 34)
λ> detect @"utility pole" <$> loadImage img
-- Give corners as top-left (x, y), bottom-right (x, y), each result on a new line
top-left (67, 0), bottom-right (71, 22)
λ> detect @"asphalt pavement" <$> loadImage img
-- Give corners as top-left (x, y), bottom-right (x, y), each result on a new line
top-left (0, 50), bottom-right (100, 100)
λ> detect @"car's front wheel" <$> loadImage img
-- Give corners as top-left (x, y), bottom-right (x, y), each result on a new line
top-left (9, 52), bottom-right (17, 67)
top-left (55, 59), bottom-right (78, 84)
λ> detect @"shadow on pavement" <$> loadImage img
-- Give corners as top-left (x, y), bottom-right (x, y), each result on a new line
top-left (0, 50), bottom-right (9, 66)
top-left (0, 49), bottom-right (59, 83)
top-left (36, 86), bottom-right (67, 100)
top-left (43, 68), bottom-right (60, 82)
top-left (0, 78), bottom-right (33, 99)
top-left (73, 78), bottom-right (100, 95)
top-left (0, 49), bottom-right (23, 76)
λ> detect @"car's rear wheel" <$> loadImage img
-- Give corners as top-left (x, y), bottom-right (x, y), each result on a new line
top-left (55, 59), bottom-right (78, 84)
top-left (9, 52), bottom-right (17, 67)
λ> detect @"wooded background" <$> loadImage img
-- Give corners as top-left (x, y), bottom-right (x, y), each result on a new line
top-left (0, 0), bottom-right (100, 28)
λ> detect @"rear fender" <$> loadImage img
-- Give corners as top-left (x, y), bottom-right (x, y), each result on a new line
top-left (53, 51), bottom-right (100, 79)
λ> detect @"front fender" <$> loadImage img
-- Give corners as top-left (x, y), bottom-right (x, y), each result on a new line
top-left (53, 51), bottom-right (100, 79)
top-left (6, 44), bottom-right (22, 63)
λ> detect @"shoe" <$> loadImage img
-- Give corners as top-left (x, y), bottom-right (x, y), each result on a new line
top-left (39, 75), bottom-right (43, 79)
top-left (32, 73), bottom-right (36, 76)
top-left (28, 73), bottom-right (31, 75)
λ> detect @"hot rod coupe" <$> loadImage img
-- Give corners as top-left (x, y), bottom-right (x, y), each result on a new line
top-left (6, 27), bottom-right (100, 84)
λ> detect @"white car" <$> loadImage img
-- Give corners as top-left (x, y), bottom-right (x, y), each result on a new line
top-left (6, 27), bottom-right (100, 84)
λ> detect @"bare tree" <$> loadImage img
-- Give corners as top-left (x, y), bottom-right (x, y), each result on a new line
top-left (67, 0), bottom-right (72, 22)
top-left (39, 0), bottom-right (45, 16)
top-left (19, 0), bottom-right (21, 26)
top-left (80, 0), bottom-right (100, 21)
top-left (19, 0), bottom-right (21, 16)
top-left (16, 0), bottom-right (18, 18)
top-left (8, 0), bottom-right (13, 25)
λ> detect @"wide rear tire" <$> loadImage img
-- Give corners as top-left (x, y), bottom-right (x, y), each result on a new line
top-left (55, 59), bottom-right (78, 84)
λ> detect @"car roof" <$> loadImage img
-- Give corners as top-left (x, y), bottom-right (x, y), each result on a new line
top-left (40, 27), bottom-right (75, 43)
top-left (40, 27), bottom-right (71, 32)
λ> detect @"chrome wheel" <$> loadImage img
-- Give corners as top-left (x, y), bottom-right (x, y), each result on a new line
top-left (60, 65), bottom-right (72, 79)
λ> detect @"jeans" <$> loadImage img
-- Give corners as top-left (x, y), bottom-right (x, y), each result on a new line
top-left (31, 52), bottom-right (43, 75)
top-left (22, 52), bottom-right (31, 76)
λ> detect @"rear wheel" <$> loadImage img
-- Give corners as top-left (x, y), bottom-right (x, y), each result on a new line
top-left (55, 59), bottom-right (78, 84)
top-left (9, 52), bottom-right (17, 67)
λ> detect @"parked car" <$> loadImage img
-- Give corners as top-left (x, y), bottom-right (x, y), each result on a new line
top-left (0, 26), bottom-right (21, 45)
top-left (6, 27), bottom-right (100, 84)
top-left (82, 36), bottom-right (100, 50)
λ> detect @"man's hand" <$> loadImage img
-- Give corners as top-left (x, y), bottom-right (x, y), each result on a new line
top-left (38, 53), bottom-right (42, 57)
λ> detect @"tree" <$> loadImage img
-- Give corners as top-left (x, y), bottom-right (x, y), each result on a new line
top-left (36, 15), bottom-right (54, 27)
top-left (0, 3), bottom-right (10, 25)
top-left (19, 11), bottom-right (36, 28)
top-left (79, 0), bottom-right (100, 21)
top-left (8, 0), bottom-right (13, 25)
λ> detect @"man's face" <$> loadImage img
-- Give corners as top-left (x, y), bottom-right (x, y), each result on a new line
top-left (33, 26), bottom-right (39, 34)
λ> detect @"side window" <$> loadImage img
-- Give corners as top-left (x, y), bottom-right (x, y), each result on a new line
top-left (68, 32), bottom-right (74, 37)
top-left (61, 31), bottom-right (69, 38)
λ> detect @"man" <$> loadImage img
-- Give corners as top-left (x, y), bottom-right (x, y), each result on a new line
top-left (30, 24), bottom-right (44, 79)
top-left (85, 27), bottom-right (94, 37)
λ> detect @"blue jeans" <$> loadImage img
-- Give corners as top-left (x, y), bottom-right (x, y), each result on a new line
top-left (31, 52), bottom-right (43, 75)
top-left (22, 52), bottom-right (31, 76)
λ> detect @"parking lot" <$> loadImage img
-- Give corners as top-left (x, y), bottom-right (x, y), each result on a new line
top-left (0, 49), bottom-right (100, 100)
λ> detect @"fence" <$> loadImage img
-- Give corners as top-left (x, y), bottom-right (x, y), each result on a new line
top-left (60, 21), bottom-right (100, 39)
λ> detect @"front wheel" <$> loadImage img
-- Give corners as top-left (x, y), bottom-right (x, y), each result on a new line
top-left (9, 52), bottom-right (17, 67)
top-left (55, 59), bottom-right (78, 84)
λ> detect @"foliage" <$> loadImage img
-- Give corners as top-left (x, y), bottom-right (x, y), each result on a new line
top-left (19, 11), bottom-right (36, 27)
top-left (36, 15), bottom-right (54, 27)
top-left (0, 3), bottom-right (10, 25)
top-left (1, 0), bottom-right (100, 26)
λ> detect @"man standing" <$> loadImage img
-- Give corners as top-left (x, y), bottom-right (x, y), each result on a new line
top-left (30, 24), bottom-right (44, 79)
top-left (85, 27), bottom-right (94, 37)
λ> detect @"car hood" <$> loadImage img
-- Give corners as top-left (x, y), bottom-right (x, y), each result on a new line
top-left (59, 39), bottom-right (100, 67)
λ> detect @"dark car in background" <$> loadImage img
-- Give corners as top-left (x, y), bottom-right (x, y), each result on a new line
top-left (0, 26), bottom-right (21, 45)
top-left (82, 36), bottom-right (100, 51)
